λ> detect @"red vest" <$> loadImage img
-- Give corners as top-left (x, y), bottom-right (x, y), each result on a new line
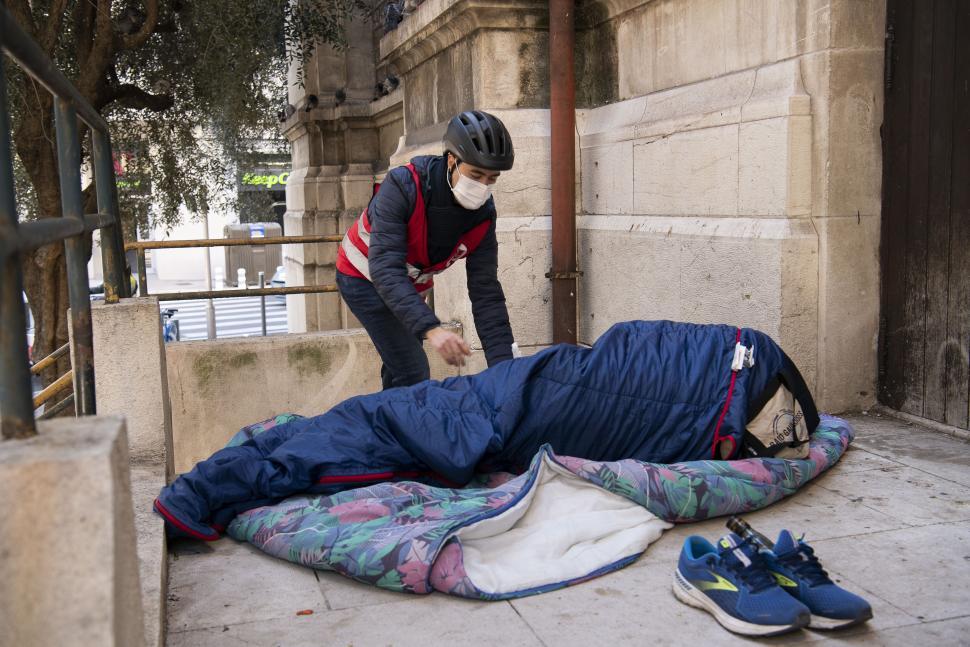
top-left (336, 163), bottom-right (491, 293)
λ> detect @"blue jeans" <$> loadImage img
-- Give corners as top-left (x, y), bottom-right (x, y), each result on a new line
top-left (336, 272), bottom-right (430, 390)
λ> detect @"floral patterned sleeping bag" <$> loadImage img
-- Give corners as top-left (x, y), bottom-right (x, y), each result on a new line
top-left (223, 414), bottom-right (853, 600)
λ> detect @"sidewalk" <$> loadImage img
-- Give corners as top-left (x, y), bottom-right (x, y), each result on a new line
top-left (165, 412), bottom-right (970, 646)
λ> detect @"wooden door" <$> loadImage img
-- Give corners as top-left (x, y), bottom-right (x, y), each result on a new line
top-left (880, 0), bottom-right (970, 429)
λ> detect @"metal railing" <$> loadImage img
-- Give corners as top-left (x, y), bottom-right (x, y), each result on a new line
top-left (126, 235), bottom-right (342, 302)
top-left (0, 8), bottom-right (129, 440)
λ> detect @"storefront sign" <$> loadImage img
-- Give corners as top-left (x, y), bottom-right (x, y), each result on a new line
top-left (240, 169), bottom-right (290, 191)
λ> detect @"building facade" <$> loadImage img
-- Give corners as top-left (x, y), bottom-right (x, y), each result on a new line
top-left (282, 0), bottom-right (888, 414)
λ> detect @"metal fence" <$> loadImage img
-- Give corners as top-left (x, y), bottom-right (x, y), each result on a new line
top-left (0, 7), bottom-right (129, 440)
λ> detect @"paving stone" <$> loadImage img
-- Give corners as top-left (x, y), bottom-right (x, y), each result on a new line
top-left (314, 569), bottom-right (412, 610)
top-left (847, 416), bottom-right (970, 489)
top-left (815, 614), bottom-right (970, 645)
top-left (164, 415), bottom-right (970, 646)
top-left (167, 538), bottom-right (327, 633)
top-left (641, 482), bottom-right (907, 567)
top-left (813, 466), bottom-right (970, 526)
top-left (510, 529), bottom-right (919, 646)
top-left (824, 445), bottom-right (902, 475)
top-left (811, 522), bottom-right (970, 622)
top-left (169, 596), bottom-right (543, 647)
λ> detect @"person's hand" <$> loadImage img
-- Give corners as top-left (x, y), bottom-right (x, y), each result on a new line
top-left (426, 327), bottom-right (471, 366)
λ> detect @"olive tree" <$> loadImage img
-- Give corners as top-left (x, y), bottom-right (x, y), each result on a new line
top-left (5, 0), bottom-right (365, 393)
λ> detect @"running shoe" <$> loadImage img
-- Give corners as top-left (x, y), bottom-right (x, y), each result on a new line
top-left (764, 530), bottom-right (873, 630)
top-left (673, 533), bottom-right (810, 636)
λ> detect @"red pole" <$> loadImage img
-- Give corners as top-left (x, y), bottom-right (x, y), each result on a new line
top-left (548, 0), bottom-right (578, 345)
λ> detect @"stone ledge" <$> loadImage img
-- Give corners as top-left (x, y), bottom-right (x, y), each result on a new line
top-left (380, 0), bottom-right (547, 74)
top-left (280, 89), bottom-right (403, 141)
top-left (578, 0), bottom-right (654, 28)
top-left (132, 463), bottom-right (168, 647)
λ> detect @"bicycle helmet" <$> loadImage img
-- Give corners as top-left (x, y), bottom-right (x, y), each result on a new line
top-left (443, 111), bottom-right (514, 171)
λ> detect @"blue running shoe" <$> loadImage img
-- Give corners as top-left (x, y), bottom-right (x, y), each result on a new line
top-left (673, 533), bottom-right (810, 636)
top-left (764, 530), bottom-right (873, 630)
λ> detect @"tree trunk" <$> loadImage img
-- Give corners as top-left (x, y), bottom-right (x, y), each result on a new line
top-left (15, 89), bottom-right (77, 412)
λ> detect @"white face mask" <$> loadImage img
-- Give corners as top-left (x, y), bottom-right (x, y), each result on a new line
top-left (448, 162), bottom-right (492, 210)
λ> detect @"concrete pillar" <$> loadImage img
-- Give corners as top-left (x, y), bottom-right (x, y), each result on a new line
top-left (0, 417), bottom-right (145, 647)
top-left (91, 297), bottom-right (174, 478)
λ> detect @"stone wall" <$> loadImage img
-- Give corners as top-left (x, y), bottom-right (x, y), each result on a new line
top-left (165, 326), bottom-right (462, 473)
top-left (284, 0), bottom-right (886, 412)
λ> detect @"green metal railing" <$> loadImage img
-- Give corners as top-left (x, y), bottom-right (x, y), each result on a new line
top-left (0, 7), bottom-right (129, 440)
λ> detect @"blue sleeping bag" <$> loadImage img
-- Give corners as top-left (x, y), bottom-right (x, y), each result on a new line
top-left (154, 320), bottom-right (818, 540)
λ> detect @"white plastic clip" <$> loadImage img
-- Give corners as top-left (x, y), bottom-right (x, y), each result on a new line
top-left (731, 343), bottom-right (747, 371)
top-left (744, 345), bottom-right (755, 369)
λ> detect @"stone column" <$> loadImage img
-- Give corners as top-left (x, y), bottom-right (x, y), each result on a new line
top-left (281, 11), bottom-right (402, 333)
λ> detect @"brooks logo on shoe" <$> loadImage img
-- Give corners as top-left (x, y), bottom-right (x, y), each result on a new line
top-left (696, 572), bottom-right (739, 592)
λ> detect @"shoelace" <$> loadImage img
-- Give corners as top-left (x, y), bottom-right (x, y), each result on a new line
top-left (708, 538), bottom-right (777, 594)
top-left (778, 543), bottom-right (832, 587)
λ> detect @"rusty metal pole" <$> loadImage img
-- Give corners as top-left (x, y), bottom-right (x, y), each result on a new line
top-left (54, 97), bottom-right (96, 415)
top-left (0, 55), bottom-right (37, 439)
top-left (548, 0), bottom-right (578, 345)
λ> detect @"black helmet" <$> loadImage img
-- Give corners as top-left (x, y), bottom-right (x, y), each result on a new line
top-left (443, 111), bottom-right (514, 171)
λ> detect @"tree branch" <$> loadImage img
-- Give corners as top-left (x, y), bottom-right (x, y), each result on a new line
top-left (121, 0), bottom-right (160, 50)
top-left (107, 84), bottom-right (174, 112)
top-left (92, 0), bottom-right (114, 61)
top-left (73, 0), bottom-right (96, 62)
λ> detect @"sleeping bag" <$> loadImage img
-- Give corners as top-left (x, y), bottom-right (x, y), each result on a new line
top-left (154, 320), bottom-right (818, 540)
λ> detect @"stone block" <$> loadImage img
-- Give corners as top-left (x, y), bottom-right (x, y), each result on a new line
top-left (581, 140), bottom-right (634, 215)
top-left (405, 58), bottom-right (437, 131)
top-left (340, 171), bottom-right (376, 212)
top-left (92, 297), bottom-right (174, 477)
top-left (491, 109), bottom-right (554, 218)
top-left (615, 0), bottom-right (811, 100)
top-left (633, 124), bottom-right (739, 216)
top-left (497, 218), bottom-right (554, 347)
top-left (313, 169), bottom-right (343, 211)
top-left (815, 214), bottom-right (880, 411)
top-left (826, 49), bottom-right (885, 218)
top-left (738, 118), bottom-right (789, 216)
top-left (0, 417), bottom-right (145, 647)
top-left (578, 223), bottom-right (682, 344)
top-left (434, 38), bottom-right (474, 121)
top-left (830, 0), bottom-right (887, 49)
top-left (576, 215), bottom-right (818, 388)
top-left (165, 330), bottom-right (461, 473)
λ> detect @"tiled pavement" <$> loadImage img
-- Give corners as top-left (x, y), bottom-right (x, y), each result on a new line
top-left (166, 413), bottom-right (970, 646)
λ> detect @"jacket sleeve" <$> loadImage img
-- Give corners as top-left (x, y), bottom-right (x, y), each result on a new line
top-left (367, 167), bottom-right (441, 338)
top-left (465, 217), bottom-right (514, 366)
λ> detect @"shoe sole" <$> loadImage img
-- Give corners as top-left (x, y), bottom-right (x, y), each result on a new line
top-left (809, 612), bottom-right (873, 631)
top-left (672, 569), bottom-right (808, 637)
